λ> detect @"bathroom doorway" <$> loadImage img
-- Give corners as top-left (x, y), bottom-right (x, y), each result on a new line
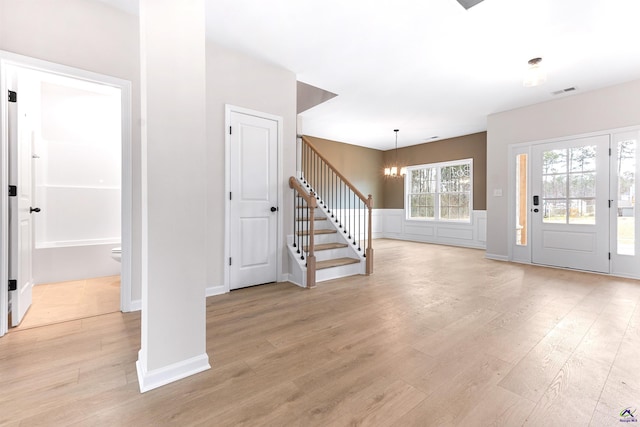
top-left (17, 70), bottom-right (121, 329)
top-left (1, 52), bottom-right (132, 334)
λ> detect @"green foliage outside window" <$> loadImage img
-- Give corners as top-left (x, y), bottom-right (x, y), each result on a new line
top-left (407, 160), bottom-right (472, 221)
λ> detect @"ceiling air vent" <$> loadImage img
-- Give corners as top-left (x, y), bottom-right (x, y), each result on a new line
top-left (551, 87), bottom-right (577, 96)
top-left (455, 0), bottom-right (485, 10)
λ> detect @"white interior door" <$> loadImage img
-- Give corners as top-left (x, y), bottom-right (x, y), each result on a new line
top-left (229, 111), bottom-right (278, 290)
top-left (531, 135), bottom-right (610, 273)
top-left (8, 78), bottom-right (35, 326)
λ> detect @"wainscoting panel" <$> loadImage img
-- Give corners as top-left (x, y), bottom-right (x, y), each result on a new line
top-left (404, 224), bottom-right (435, 237)
top-left (373, 209), bottom-right (487, 250)
top-left (383, 212), bottom-right (403, 235)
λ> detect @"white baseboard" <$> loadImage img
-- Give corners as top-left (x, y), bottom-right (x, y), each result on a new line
top-left (205, 285), bottom-right (226, 297)
top-left (279, 273), bottom-right (291, 283)
top-left (485, 253), bottom-right (509, 261)
top-left (136, 351), bottom-right (211, 393)
top-left (129, 299), bottom-right (142, 312)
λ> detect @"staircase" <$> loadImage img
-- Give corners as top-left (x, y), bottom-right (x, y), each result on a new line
top-left (288, 136), bottom-right (373, 288)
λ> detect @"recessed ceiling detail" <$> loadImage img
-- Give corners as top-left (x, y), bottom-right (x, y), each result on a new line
top-left (455, 0), bottom-right (485, 10)
top-left (297, 81), bottom-right (338, 114)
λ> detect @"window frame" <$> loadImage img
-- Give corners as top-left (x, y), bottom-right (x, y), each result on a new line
top-left (405, 158), bottom-right (473, 223)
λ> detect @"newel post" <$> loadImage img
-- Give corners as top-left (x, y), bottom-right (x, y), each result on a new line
top-left (306, 191), bottom-right (317, 288)
top-left (366, 194), bottom-right (374, 275)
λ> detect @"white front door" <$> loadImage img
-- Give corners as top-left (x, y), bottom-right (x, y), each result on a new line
top-left (531, 135), bottom-right (610, 273)
top-left (229, 111), bottom-right (278, 290)
top-left (8, 77), bottom-right (35, 326)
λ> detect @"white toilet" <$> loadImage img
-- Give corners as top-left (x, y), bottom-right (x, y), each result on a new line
top-left (111, 247), bottom-right (122, 263)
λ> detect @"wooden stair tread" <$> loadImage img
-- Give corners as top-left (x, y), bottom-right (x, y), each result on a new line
top-left (316, 257), bottom-right (360, 270)
top-left (296, 216), bottom-right (327, 221)
top-left (295, 229), bottom-right (337, 236)
top-left (304, 243), bottom-right (348, 251)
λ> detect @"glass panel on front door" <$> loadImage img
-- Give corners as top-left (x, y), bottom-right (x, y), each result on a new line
top-left (541, 145), bottom-right (597, 224)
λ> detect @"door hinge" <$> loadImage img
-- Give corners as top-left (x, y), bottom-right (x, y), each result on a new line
top-left (229, 192), bottom-right (232, 200)
top-left (8, 280), bottom-right (17, 291)
top-left (609, 148), bottom-right (612, 156)
top-left (229, 257), bottom-right (232, 266)
top-left (229, 126), bottom-right (232, 135)
top-left (8, 90), bottom-right (16, 103)
top-left (609, 200), bottom-right (612, 208)
top-left (608, 252), bottom-right (611, 260)
top-left (8, 185), bottom-right (17, 197)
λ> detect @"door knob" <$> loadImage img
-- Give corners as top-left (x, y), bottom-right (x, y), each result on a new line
top-left (30, 207), bottom-right (41, 213)
top-left (270, 206), bottom-right (278, 212)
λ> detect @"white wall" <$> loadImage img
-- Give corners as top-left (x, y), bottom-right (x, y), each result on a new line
top-left (486, 79), bottom-right (640, 259)
top-left (0, 0), bottom-right (299, 303)
top-left (34, 245), bottom-right (121, 284)
top-left (137, 0), bottom-right (209, 391)
top-left (36, 82), bottom-right (121, 247)
top-left (205, 42), bottom-right (297, 292)
top-left (0, 0), bottom-right (143, 301)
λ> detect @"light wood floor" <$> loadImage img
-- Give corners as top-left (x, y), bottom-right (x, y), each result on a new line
top-left (1, 239), bottom-right (639, 426)
top-left (14, 276), bottom-right (120, 330)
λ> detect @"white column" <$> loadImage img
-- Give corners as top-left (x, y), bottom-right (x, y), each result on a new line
top-left (137, 0), bottom-right (209, 393)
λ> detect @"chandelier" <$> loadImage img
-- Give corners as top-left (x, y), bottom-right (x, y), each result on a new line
top-left (384, 129), bottom-right (406, 177)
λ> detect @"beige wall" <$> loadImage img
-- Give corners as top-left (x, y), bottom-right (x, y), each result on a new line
top-left (306, 132), bottom-right (487, 211)
top-left (384, 132), bottom-right (487, 209)
top-left (486, 79), bottom-right (640, 259)
top-left (304, 136), bottom-right (385, 208)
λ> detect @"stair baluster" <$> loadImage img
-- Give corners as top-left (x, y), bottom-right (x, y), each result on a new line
top-left (289, 177), bottom-right (317, 288)
top-left (298, 136), bottom-right (374, 276)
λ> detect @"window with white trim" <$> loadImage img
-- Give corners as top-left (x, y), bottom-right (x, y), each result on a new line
top-left (406, 159), bottom-right (473, 222)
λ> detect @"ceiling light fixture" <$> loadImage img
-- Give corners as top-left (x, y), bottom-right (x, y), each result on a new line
top-left (523, 57), bottom-right (547, 87)
top-left (384, 129), bottom-right (406, 178)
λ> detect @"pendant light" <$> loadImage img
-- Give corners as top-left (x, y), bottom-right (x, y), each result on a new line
top-left (523, 57), bottom-right (547, 87)
top-left (384, 129), bottom-right (406, 177)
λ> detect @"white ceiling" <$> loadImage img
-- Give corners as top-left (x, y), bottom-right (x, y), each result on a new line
top-left (99, 0), bottom-right (640, 150)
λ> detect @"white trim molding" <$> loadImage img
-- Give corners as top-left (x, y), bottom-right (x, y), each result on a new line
top-left (224, 105), bottom-right (284, 293)
top-left (130, 299), bottom-right (142, 312)
top-left (0, 50), bottom-right (133, 336)
top-left (205, 285), bottom-right (226, 298)
top-left (136, 351), bottom-right (210, 393)
top-left (375, 209), bottom-right (487, 249)
top-left (486, 253), bottom-right (509, 262)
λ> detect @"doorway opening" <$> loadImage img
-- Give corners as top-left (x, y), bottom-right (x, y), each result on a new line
top-left (0, 52), bottom-right (132, 336)
top-left (15, 70), bottom-right (121, 329)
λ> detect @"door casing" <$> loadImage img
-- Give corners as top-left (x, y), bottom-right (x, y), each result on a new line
top-left (508, 125), bottom-right (640, 279)
top-left (0, 50), bottom-right (133, 336)
top-left (530, 135), bottom-right (610, 273)
top-left (223, 105), bottom-right (284, 294)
